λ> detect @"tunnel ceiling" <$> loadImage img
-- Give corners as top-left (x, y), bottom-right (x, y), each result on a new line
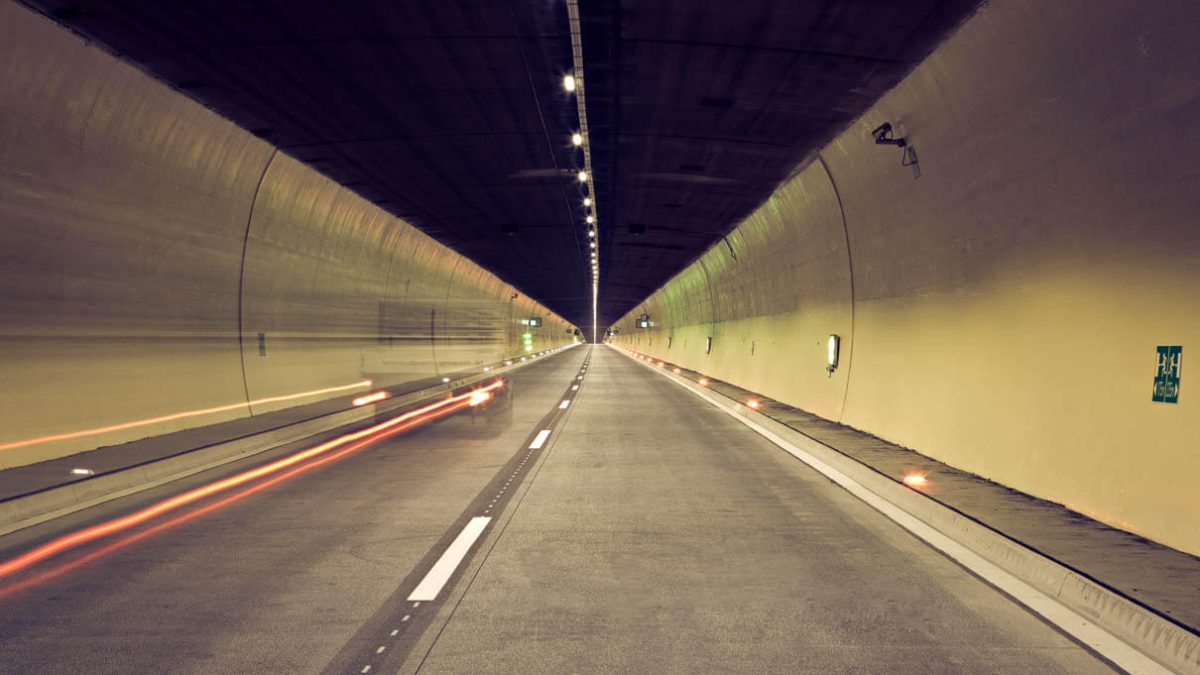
top-left (25, 0), bottom-right (979, 332)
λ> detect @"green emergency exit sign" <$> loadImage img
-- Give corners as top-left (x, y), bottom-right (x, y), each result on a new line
top-left (1152, 346), bottom-right (1182, 403)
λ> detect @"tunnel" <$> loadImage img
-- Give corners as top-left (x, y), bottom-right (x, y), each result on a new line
top-left (0, 0), bottom-right (1197, 672)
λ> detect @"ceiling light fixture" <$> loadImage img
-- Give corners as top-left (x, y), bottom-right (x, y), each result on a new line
top-left (583, 197), bottom-right (592, 207)
top-left (571, 133), bottom-right (583, 146)
top-left (563, 74), bottom-right (576, 92)
top-left (577, 170), bottom-right (588, 183)
top-left (586, 215), bottom-right (595, 224)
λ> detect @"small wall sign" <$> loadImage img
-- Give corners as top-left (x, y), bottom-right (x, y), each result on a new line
top-left (1152, 346), bottom-right (1182, 404)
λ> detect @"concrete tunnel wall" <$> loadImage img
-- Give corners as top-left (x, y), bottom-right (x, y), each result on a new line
top-left (612, 0), bottom-right (1200, 555)
top-left (0, 2), bottom-right (575, 470)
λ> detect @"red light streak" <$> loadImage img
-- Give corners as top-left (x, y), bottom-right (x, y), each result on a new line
top-left (352, 391), bottom-right (389, 406)
top-left (0, 379), bottom-right (374, 453)
top-left (0, 381), bottom-right (503, 580)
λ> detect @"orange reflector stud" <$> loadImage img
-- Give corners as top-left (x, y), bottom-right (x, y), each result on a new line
top-left (902, 473), bottom-right (928, 488)
top-left (352, 391), bottom-right (389, 406)
top-left (746, 399), bottom-right (760, 409)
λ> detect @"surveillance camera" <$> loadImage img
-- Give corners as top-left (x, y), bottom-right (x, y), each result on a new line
top-left (871, 122), bottom-right (906, 147)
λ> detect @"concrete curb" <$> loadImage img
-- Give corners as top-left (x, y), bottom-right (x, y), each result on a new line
top-left (615, 347), bottom-right (1197, 675)
top-left (0, 345), bottom-right (579, 538)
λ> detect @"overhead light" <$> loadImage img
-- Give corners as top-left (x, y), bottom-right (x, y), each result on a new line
top-left (588, 229), bottom-right (595, 238)
top-left (572, 133), bottom-right (583, 146)
top-left (563, 74), bottom-right (576, 92)
top-left (577, 170), bottom-right (588, 183)
top-left (590, 241), bottom-right (596, 248)
top-left (583, 197), bottom-right (592, 207)
top-left (442, 377), bottom-right (450, 383)
top-left (746, 399), bottom-right (760, 409)
top-left (586, 215), bottom-right (595, 224)
top-left (902, 473), bottom-right (929, 488)
top-left (698, 378), bottom-right (709, 386)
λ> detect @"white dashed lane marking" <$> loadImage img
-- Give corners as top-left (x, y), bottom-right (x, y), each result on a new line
top-left (407, 517), bottom-right (492, 602)
top-left (559, 400), bottom-right (570, 409)
top-left (529, 429), bottom-right (552, 449)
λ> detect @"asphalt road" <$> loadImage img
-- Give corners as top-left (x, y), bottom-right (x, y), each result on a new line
top-left (0, 345), bottom-right (1114, 674)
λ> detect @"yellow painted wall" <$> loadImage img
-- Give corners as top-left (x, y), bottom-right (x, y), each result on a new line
top-left (613, 0), bottom-right (1200, 554)
top-left (0, 3), bottom-right (573, 468)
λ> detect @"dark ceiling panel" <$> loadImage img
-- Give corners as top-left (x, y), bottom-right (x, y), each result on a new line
top-left (24, 0), bottom-right (980, 337)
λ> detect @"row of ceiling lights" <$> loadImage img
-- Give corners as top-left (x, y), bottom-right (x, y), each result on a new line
top-left (562, 8), bottom-right (598, 340)
top-left (563, 75), bottom-right (597, 279)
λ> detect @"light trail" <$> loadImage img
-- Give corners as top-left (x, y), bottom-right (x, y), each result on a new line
top-left (0, 380), bottom-right (503, 580)
top-left (0, 403), bottom-right (450, 598)
top-left (352, 391), bottom-right (390, 406)
top-left (0, 379), bottom-right (374, 453)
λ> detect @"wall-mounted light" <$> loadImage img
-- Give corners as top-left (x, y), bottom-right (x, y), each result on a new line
top-left (636, 313), bottom-right (650, 329)
top-left (827, 334), bottom-right (840, 376)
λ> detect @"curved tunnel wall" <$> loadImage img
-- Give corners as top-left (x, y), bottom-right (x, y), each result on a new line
top-left (0, 3), bottom-right (574, 469)
top-left (613, 0), bottom-right (1200, 555)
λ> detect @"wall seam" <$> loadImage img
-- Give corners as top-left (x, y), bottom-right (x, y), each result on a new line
top-left (817, 152), bottom-right (856, 423)
top-left (77, 55), bottom-right (120, 150)
top-left (235, 148), bottom-right (279, 413)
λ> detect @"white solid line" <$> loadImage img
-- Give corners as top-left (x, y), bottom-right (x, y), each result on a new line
top-left (619, 347), bottom-right (1171, 675)
top-left (407, 517), bottom-right (492, 602)
top-left (559, 400), bottom-right (570, 409)
top-left (571, 385), bottom-right (579, 391)
top-left (529, 429), bottom-right (552, 449)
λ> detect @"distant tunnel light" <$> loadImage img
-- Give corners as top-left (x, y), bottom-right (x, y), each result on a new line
top-left (70, 468), bottom-right (94, 476)
top-left (577, 170), bottom-right (588, 183)
top-left (746, 399), bottom-right (760, 409)
top-left (352, 391), bottom-right (389, 406)
top-left (563, 74), bottom-right (576, 92)
top-left (902, 473), bottom-right (928, 488)
top-left (586, 215), bottom-right (595, 224)
top-left (583, 197), bottom-right (592, 207)
top-left (698, 378), bottom-right (709, 386)
top-left (442, 377), bottom-right (451, 383)
top-left (657, 361), bottom-right (665, 367)
top-left (571, 132), bottom-right (583, 146)
top-left (673, 368), bottom-right (681, 374)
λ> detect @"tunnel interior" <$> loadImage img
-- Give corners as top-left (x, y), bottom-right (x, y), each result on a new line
top-left (0, 0), bottom-right (1197, 673)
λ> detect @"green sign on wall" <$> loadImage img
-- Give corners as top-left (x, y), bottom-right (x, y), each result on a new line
top-left (1152, 346), bottom-right (1182, 404)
